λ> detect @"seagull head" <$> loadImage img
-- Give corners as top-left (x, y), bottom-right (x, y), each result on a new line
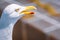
top-left (0, 4), bottom-right (36, 29)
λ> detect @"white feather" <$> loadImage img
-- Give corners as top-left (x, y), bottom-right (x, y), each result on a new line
top-left (0, 4), bottom-right (25, 40)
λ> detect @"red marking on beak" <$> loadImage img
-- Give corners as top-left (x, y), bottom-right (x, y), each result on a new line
top-left (30, 12), bottom-right (34, 14)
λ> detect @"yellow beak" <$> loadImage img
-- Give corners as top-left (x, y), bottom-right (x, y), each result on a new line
top-left (22, 6), bottom-right (36, 12)
top-left (21, 12), bottom-right (34, 15)
top-left (21, 6), bottom-right (36, 15)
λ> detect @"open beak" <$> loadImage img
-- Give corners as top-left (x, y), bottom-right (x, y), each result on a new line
top-left (15, 6), bottom-right (36, 15)
top-left (21, 6), bottom-right (36, 15)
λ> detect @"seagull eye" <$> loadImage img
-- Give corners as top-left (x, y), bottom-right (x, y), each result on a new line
top-left (15, 8), bottom-right (20, 12)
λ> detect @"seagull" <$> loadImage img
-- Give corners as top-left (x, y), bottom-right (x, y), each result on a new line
top-left (0, 4), bottom-right (36, 40)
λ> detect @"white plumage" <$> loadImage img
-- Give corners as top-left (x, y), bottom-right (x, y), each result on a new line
top-left (0, 4), bottom-right (25, 40)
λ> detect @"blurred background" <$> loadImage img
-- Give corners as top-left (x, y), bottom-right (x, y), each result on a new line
top-left (0, 0), bottom-right (60, 40)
